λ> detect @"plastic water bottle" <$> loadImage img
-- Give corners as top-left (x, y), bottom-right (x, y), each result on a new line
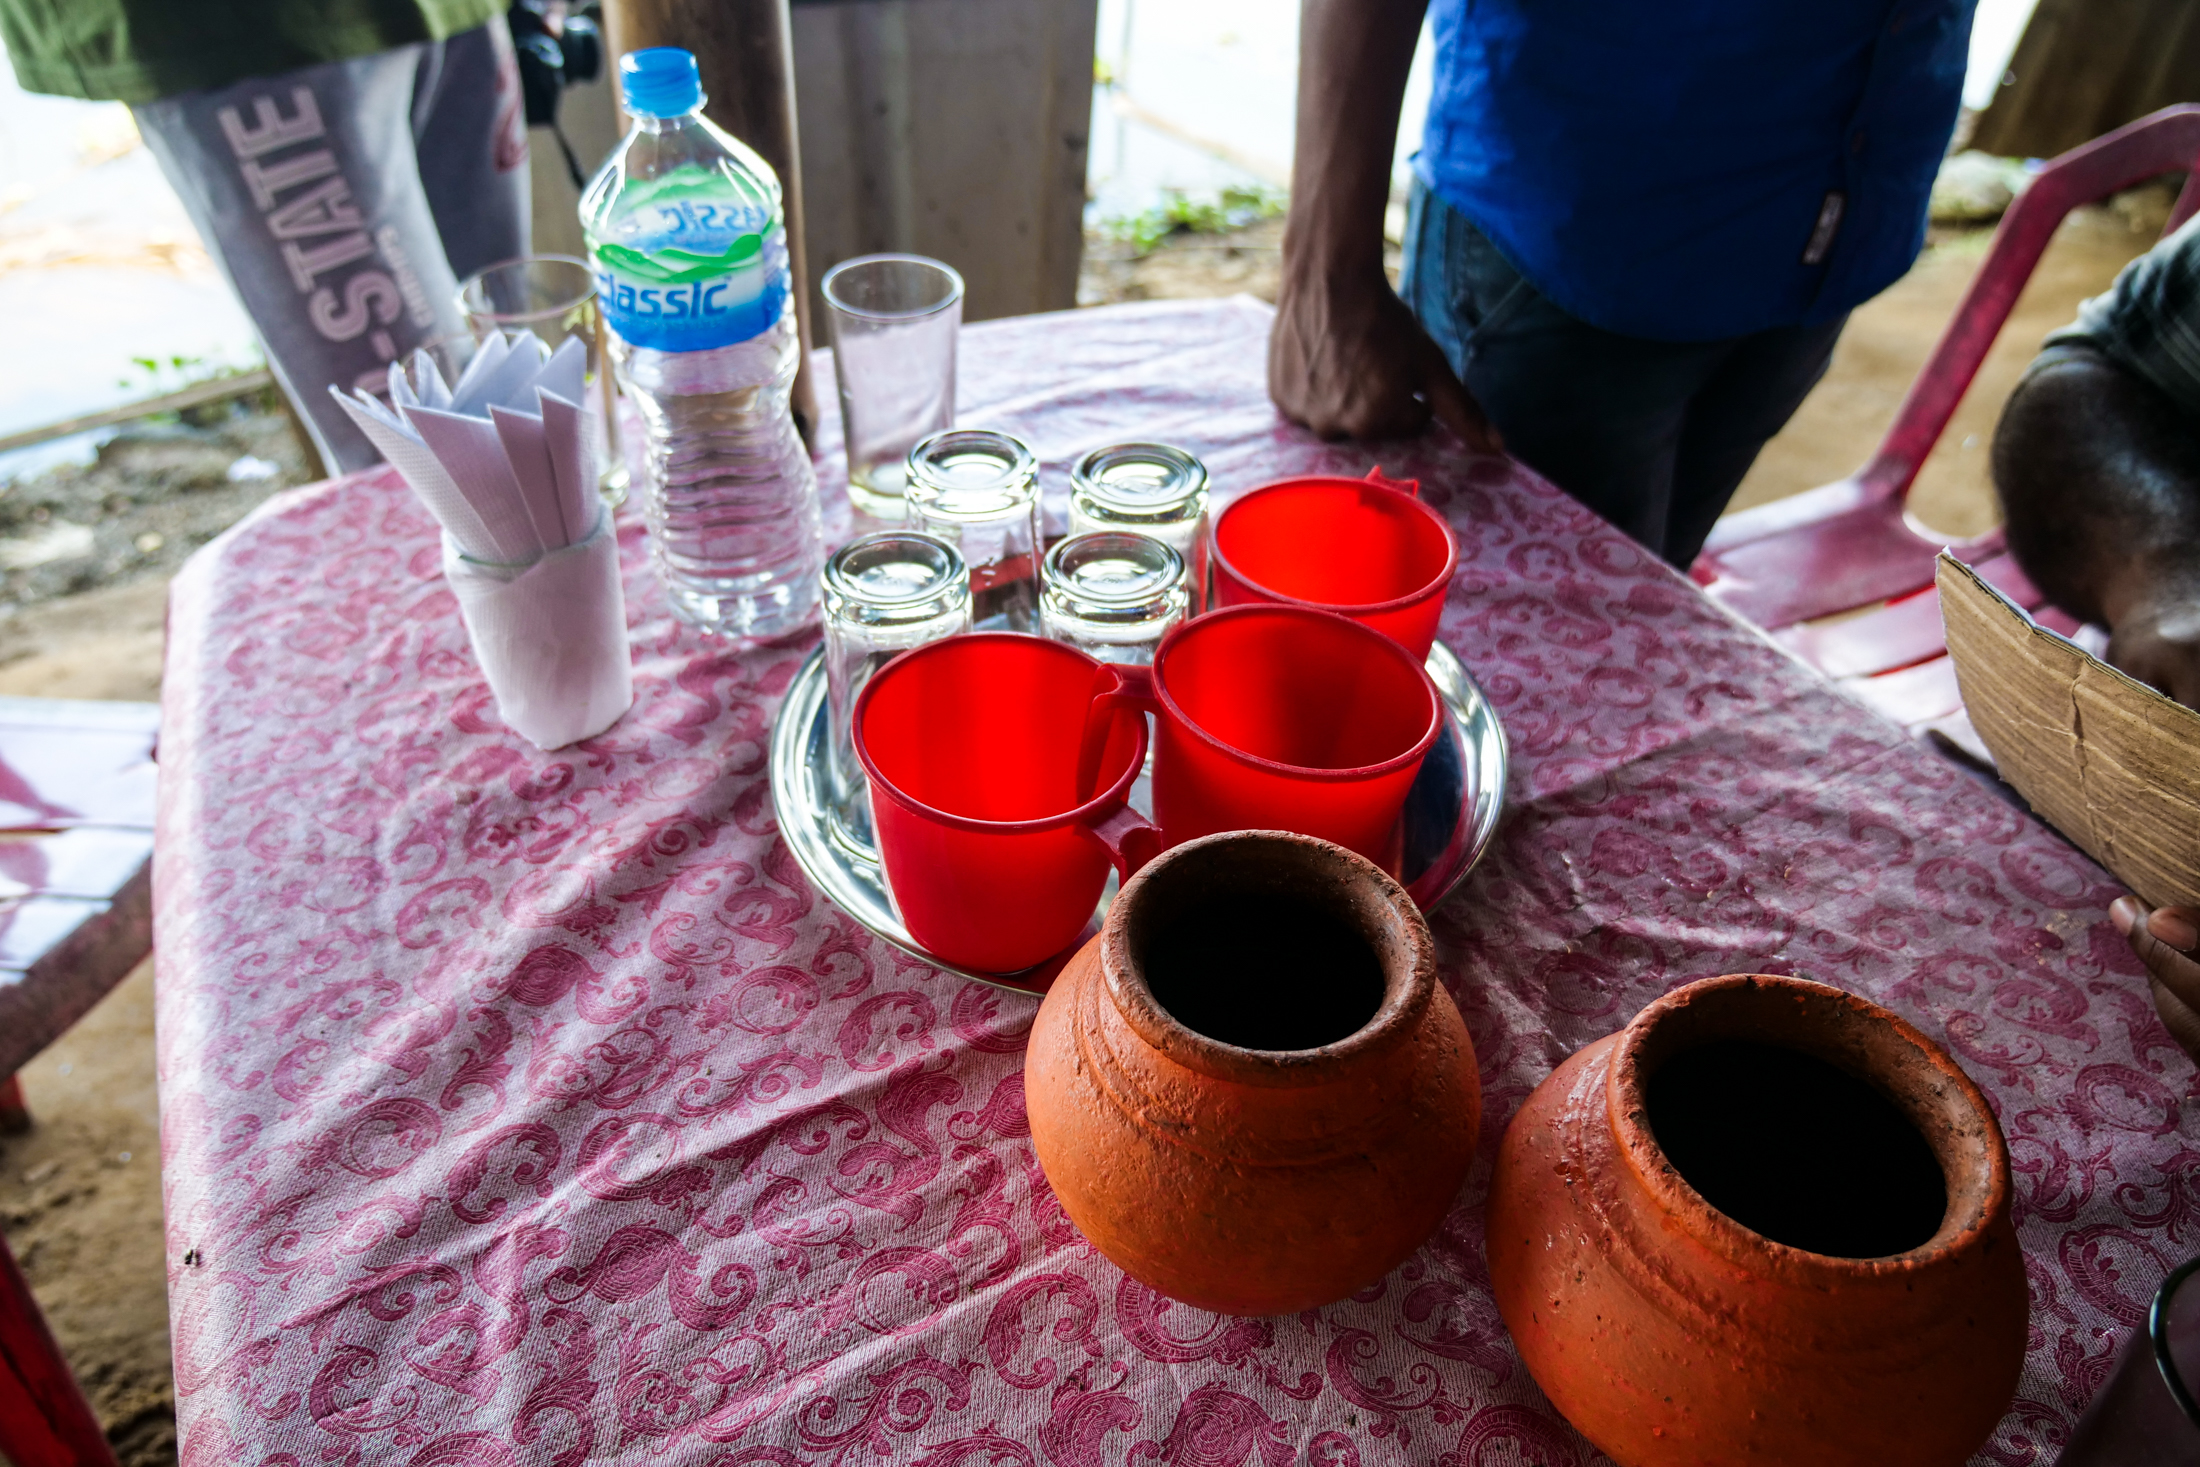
top-left (581, 47), bottom-right (823, 639)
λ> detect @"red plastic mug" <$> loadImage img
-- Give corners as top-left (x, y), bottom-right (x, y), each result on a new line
top-left (853, 633), bottom-right (1161, 974)
top-left (1210, 468), bottom-right (1459, 658)
top-left (1099, 604), bottom-right (1443, 871)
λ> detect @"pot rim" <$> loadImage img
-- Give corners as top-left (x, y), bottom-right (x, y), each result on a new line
top-left (1098, 829), bottom-right (1436, 1088)
top-left (1607, 973), bottom-right (2012, 1281)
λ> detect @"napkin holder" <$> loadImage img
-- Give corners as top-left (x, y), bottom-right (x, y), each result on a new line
top-left (445, 512), bottom-right (631, 752)
top-left (332, 333), bottom-right (634, 751)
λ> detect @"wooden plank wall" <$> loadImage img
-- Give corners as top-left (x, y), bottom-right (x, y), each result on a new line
top-left (791, 0), bottom-right (1101, 323)
top-left (533, 1), bottom-right (1100, 327)
top-left (1972, 0), bottom-right (2200, 160)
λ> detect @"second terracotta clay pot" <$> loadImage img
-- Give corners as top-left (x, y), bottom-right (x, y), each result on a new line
top-left (1025, 830), bottom-right (1481, 1316)
top-left (1487, 973), bottom-right (2029, 1467)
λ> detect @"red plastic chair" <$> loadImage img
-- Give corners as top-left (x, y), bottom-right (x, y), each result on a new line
top-left (0, 1227), bottom-right (116, 1466)
top-left (1690, 105), bottom-right (2200, 731)
top-left (0, 696), bottom-right (157, 1467)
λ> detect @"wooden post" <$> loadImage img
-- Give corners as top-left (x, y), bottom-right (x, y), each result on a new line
top-left (600, 0), bottom-right (820, 444)
top-left (791, 0), bottom-right (1099, 324)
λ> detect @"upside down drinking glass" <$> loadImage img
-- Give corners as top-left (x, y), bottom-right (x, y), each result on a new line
top-left (905, 428), bottom-right (1042, 633)
top-left (1039, 531), bottom-right (1188, 666)
top-left (1069, 442), bottom-right (1209, 610)
top-left (823, 531), bottom-right (972, 854)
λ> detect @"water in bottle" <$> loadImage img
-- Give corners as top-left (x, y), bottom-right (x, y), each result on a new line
top-left (581, 47), bottom-right (823, 639)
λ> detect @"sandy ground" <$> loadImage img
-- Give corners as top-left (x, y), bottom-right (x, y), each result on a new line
top-left (0, 194), bottom-right (2167, 1463)
top-left (1735, 184), bottom-right (2175, 534)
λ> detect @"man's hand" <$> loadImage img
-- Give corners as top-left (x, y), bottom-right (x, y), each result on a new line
top-left (1270, 0), bottom-right (1501, 456)
top-left (2104, 587), bottom-right (2200, 711)
top-left (1269, 263), bottom-right (1500, 450)
top-left (2111, 896), bottom-right (2200, 1061)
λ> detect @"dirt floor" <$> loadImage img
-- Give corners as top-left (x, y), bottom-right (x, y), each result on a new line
top-left (1734, 182), bottom-right (2175, 534)
top-left (0, 191), bottom-right (2169, 1464)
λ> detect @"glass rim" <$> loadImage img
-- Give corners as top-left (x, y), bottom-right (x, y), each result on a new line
top-left (906, 428), bottom-right (1038, 503)
top-left (1072, 442), bottom-right (1208, 516)
top-left (1044, 531), bottom-right (1187, 611)
top-left (823, 530), bottom-right (968, 609)
top-left (2156, 1255), bottom-right (2200, 1429)
top-left (822, 253), bottom-right (967, 323)
top-left (457, 253), bottom-right (597, 322)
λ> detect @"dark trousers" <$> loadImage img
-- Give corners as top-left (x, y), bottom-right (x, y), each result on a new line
top-left (1400, 180), bottom-right (1846, 568)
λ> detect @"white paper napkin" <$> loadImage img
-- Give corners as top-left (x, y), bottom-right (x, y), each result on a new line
top-left (330, 331), bottom-right (633, 749)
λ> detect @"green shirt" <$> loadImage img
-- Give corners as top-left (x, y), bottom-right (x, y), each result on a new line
top-left (1, 0), bottom-right (505, 104)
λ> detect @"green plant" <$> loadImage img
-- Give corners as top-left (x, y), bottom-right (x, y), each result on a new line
top-left (116, 352), bottom-right (209, 394)
top-left (1101, 184), bottom-right (1286, 257)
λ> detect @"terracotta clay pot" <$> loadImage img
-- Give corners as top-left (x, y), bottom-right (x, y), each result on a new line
top-left (1025, 830), bottom-right (1480, 1316)
top-left (1487, 974), bottom-right (2029, 1467)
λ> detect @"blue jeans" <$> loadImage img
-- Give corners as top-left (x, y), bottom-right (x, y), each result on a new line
top-left (1400, 180), bottom-right (1847, 567)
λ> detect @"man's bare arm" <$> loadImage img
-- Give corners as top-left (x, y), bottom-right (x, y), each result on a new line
top-left (1993, 345), bottom-right (2200, 707)
top-left (1268, 0), bottom-right (1497, 450)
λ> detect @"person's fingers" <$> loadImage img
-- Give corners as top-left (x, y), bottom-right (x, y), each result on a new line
top-left (2151, 975), bottom-right (2200, 1065)
top-left (2152, 904), bottom-right (2200, 953)
top-left (1293, 388), bottom-right (1428, 442)
top-left (2127, 902), bottom-right (2200, 1018)
top-left (2111, 894), bottom-right (2145, 937)
top-left (1419, 357), bottom-right (1504, 456)
top-left (1267, 313), bottom-right (1433, 441)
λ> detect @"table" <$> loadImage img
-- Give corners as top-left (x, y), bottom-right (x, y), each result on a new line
top-left (155, 298), bottom-right (2189, 1465)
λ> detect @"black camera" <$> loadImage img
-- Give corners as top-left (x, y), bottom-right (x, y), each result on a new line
top-left (509, 1), bottom-right (604, 183)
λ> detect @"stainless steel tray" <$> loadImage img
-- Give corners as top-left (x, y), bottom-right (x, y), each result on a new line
top-left (767, 641), bottom-right (1509, 998)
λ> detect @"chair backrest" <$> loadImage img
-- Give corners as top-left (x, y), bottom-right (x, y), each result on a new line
top-left (1859, 104), bottom-right (2200, 507)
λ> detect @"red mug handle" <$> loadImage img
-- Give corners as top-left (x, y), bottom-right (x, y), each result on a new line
top-left (1081, 802), bottom-right (1166, 883)
top-left (1365, 466), bottom-right (1421, 500)
top-left (1073, 664), bottom-right (1165, 881)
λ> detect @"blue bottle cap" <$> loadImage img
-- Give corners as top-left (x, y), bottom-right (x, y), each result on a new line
top-left (620, 47), bottom-right (702, 118)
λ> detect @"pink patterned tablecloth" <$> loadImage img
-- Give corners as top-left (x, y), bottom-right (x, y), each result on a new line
top-left (155, 298), bottom-right (2193, 1467)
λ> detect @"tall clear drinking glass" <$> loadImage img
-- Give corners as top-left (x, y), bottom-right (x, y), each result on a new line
top-left (823, 255), bottom-right (964, 527)
top-left (1039, 531), bottom-right (1188, 665)
top-left (458, 254), bottom-right (630, 506)
top-left (905, 428), bottom-right (1041, 633)
top-left (824, 531), bottom-right (973, 853)
top-left (1068, 442), bottom-right (1209, 611)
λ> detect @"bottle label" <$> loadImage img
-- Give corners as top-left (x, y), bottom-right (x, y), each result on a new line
top-left (593, 219), bottom-right (790, 353)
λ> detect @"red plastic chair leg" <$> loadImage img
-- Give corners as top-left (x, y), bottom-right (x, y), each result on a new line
top-left (0, 1074), bottom-right (30, 1136)
top-left (0, 1230), bottom-right (116, 1467)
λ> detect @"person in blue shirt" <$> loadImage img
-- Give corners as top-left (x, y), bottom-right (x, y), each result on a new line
top-left (1270, 0), bottom-right (1978, 567)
